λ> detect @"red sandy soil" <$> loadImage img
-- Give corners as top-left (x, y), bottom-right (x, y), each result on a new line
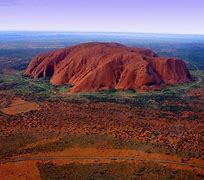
top-left (0, 161), bottom-right (40, 180)
top-left (0, 98), bottom-right (40, 115)
top-left (1, 147), bottom-right (204, 179)
top-left (24, 42), bottom-right (191, 92)
top-left (1, 99), bottom-right (204, 157)
top-left (18, 137), bottom-right (60, 151)
top-left (0, 90), bottom-right (203, 178)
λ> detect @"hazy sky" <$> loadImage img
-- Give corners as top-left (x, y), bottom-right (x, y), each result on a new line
top-left (0, 0), bottom-right (204, 34)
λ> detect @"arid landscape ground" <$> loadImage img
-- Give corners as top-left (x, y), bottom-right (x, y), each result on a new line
top-left (0, 32), bottom-right (204, 179)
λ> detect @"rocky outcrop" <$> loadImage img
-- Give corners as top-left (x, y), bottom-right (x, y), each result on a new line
top-left (24, 42), bottom-right (191, 93)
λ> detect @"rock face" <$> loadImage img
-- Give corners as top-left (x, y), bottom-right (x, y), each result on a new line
top-left (24, 42), bottom-right (191, 93)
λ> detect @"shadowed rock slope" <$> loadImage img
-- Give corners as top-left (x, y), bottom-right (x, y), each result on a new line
top-left (24, 42), bottom-right (191, 92)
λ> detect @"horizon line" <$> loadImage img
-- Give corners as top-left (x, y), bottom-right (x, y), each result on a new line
top-left (0, 30), bottom-right (204, 36)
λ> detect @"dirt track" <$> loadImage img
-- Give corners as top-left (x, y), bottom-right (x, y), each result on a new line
top-left (1, 147), bottom-right (204, 171)
top-left (1, 155), bottom-right (204, 169)
top-left (0, 149), bottom-right (204, 180)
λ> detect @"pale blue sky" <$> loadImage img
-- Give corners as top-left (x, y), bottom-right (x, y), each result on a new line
top-left (0, 0), bottom-right (204, 34)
